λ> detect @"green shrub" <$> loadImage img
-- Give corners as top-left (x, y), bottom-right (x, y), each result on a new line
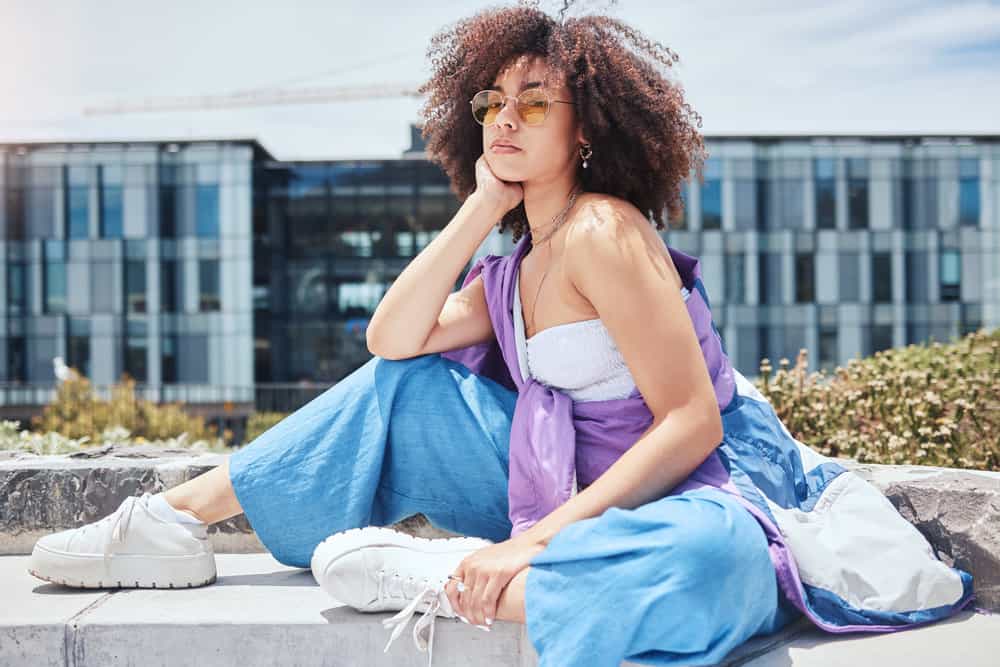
top-left (754, 328), bottom-right (1000, 471)
top-left (0, 419), bottom-right (227, 454)
top-left (245, 411), bottom-right (290, 444)
top-left (29, 369), bottom-right (225, 447)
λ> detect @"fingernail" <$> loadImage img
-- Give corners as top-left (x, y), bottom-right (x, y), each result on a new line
top-left (486, 618), bottom-right (493, 625)
top-left (457, 615), bottom-right (470, 624)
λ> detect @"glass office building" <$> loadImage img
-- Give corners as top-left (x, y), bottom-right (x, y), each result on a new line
top-left (2, 133), bottom-right (997, 424)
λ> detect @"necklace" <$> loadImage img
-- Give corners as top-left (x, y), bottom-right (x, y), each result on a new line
top-left (525, 186), bottom-right (583, 336)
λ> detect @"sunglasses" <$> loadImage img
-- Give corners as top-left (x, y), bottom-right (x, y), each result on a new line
top-left (469, 89), bottom-right (575, 126)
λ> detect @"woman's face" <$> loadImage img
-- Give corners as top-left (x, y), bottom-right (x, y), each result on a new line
top-left (481, 54), bottom-right (583, 185)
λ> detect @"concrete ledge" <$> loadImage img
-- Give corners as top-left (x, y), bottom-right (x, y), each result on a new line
top-left (3, 448), bottom-right (999, 612)
top-left (0, 446), bottom-right (464, 558)
top-left (4, 553), bottom-right (996, 667)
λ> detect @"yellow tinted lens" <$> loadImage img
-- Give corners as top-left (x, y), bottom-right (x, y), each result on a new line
top-left (518, 89), bottom-right (549, 125)
top-left (472, 91), bottom-right (502, 125)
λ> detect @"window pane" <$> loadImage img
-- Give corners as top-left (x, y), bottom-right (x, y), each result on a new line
top-left (7, 337), bottom-right (26, 382)
top-left (905, 252), bottom-right (928, 303)
top-left (870, 324), bottom-right (894, 355)
top-left (872, 253), bottom-right (893, 303)
top-left (67, 318), bottom-right (91, 378)
top-left (43, 240), bottom-right (66, 313)
top-left (162, 334), bottom-right (178, 383)
top-left (7, 263), bottom-right (27, 315)
top-left (336, 280), bottom-right (387, 317)
top-left (125, 260), bottom-right (147, 313)
top-left (125, 319), bottom-right (148, 382)
top-left (196, 184), bottom-right (220, 238)
top-left (814, 158), bottom-right (836, 229)
top-left (100, 185), bottom-right (123, 238)
top-left (159, 184), bottom-right (177, 237)
top-left (701, 178), bottom-right (722, 229)
top-left (795, 253), bottom-right (814, 303)
top-left (848, 177), bottom-right (868, 229)
top-left (724, 253), bottom-right (745, 304)
top-left (160, 260), bottom-right (179, 313)
top-left (959, 178), bottom-right (979, 226)
top-left (939, 249), bottom-right (960, 301)
top-left (818, 325), bottom-right (838, 371)
top-left (67, 185), bottom-right (89, 239)
top-left (838, 252), bottom-right (859, 302)
top-left (199, 259), bottom-right (221, 311)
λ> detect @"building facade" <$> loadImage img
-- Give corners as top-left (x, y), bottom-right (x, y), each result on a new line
top-left (1, 133), bottom-right (997, 423)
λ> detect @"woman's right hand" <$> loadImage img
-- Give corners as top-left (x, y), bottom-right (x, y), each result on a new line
top-left (472, 154), bottom-right (524, 215)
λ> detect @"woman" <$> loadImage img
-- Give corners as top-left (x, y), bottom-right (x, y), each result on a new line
top-left (29, 5), bottom-right (975, 667)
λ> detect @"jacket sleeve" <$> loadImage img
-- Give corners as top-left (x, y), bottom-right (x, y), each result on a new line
top-left (439, 254), bottom-right (517, 392)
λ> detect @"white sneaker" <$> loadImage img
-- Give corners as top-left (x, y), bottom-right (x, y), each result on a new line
top-left (311, 526), bottom-right (494, 666)
top-left (28, 491), bottom-right (217, 589)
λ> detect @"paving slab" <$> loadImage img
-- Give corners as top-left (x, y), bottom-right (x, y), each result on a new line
top-left (2, 553), bottom-right (997, 667)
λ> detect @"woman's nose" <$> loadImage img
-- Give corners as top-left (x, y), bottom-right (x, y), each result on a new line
top-left (493, 97), bottom-right (518, 128)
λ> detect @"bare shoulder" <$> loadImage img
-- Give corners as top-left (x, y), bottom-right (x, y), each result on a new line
top-left (565, 193), bottom-right (683, 290)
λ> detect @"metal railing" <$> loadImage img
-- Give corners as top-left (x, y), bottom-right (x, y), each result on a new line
top-left (0, 382), bottom-right (334, 415)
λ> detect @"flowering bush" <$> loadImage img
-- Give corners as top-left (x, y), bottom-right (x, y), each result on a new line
top-left (754, 328), bottom-right (999, 471)
top-left (0, 420), bottom-right (226, 455)
top-left (27, 369), bottom-right (225, 447)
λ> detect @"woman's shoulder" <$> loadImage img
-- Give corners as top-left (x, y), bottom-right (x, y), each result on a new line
top-left (567, 193), bottom-right (686, 290)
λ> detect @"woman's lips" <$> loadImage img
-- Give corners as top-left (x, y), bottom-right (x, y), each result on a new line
top-left (491, 144), bottom-right (521, 153)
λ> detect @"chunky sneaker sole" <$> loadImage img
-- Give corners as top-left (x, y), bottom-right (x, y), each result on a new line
top-left (311, 526), bottom-right (492, 612)
top-left (27, 492), bottom-right (217, 589)
top-left (28, 548), bottom-right (217, 589)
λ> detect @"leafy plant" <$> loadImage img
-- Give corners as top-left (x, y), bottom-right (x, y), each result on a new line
top-left (754, 328), bottom-right (999, 471)
top-left (29, 369), bottom-right (225, 447)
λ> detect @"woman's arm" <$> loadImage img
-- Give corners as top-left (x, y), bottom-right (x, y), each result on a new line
top-left (522, 199), bottom-right (724, 547)
top-left (366, 193), bottom-right (506, 360)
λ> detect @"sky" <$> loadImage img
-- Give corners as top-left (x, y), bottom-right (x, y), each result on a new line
top-left (1, 0), bottom-right (999, 160)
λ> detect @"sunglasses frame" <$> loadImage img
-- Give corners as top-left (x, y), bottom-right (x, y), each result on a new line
top-left (469, 88), bottom-right (575, 127)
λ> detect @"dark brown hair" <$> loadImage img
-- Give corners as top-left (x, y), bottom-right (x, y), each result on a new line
top-left (417, 1), bottom-right (708, 244)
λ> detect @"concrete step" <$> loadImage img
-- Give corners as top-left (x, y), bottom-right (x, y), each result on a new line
top-left (3, 553), bottom-right (997, 667)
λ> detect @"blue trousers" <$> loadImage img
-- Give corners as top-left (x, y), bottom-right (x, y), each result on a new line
top-left (228, 353), bottom-right (800, 666)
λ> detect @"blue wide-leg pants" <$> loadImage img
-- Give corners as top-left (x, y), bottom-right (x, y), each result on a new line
top-left (228, 353), bottom-right (800, 666)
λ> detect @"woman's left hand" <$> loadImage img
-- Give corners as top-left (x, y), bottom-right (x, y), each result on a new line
top-left (444, 532), bottom-right (548, 627)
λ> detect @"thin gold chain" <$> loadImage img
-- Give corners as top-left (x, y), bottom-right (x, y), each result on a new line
top-left (526, 186), bottom-right (582, 336)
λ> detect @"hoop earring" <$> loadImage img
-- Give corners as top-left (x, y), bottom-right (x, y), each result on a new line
top-left (579, 143), bottom-right (593, 169)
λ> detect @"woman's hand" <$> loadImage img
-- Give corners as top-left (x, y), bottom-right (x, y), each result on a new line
top-left (472, 153), bottom-right (524, 215)
top-left (443, 531), bottom-right (547, 627)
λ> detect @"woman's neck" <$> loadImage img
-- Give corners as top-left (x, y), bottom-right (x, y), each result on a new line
top-left (521, 176), bottom-right (582, 241)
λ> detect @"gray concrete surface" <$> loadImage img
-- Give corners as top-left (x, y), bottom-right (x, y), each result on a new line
top-left (2, 553), bottom-right (997, 667)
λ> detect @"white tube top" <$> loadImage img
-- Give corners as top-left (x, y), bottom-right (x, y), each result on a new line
top-left (513, 266), bottom-right (691, 402)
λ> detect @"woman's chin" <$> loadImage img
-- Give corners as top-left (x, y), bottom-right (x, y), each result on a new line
top-left (488, 164), bottom-right (525, 182)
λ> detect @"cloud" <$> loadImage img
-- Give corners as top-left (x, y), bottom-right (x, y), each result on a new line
top-left (0, 0), bottom-right (996, 158)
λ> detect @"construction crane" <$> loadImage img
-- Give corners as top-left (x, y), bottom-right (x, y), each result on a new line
top-left (83, 82), bottom-right (424, 115)
top-left (82, 50), bottom-right (425, 115)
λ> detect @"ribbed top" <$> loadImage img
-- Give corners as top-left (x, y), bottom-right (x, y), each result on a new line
top-left (513, 266), bottom-right (690, 402)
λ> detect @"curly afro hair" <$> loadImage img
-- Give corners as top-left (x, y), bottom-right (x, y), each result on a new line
top-left (417, 1), bottom-right (708, 244)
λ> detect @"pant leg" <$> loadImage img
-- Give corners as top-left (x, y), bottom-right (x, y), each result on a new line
top-left (524, 487), bottom-right (802, 667)
top-left (227, 353), bottom-right (518, 568)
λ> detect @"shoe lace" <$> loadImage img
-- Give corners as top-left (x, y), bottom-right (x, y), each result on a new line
top-left (378, 570), bottom-right (450, 667)
top-left (77, 493), bottom-right (145, 578)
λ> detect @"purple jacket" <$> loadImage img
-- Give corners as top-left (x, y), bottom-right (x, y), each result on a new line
top-left (442, 233), bottom-right (738, 536)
